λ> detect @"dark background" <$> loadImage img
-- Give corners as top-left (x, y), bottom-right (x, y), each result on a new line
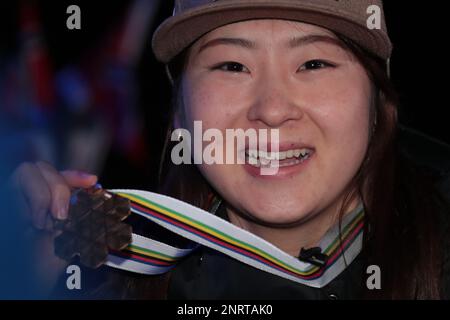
top-left (1, 0), bottom-right (449, 190)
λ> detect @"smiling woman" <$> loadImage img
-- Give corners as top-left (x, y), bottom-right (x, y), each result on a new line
top-left (152, 0), bottom-right (450, 300)
top-left (9, 0), bottom-right (450, 300)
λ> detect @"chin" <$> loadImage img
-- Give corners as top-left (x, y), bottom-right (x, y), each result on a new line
top-left (240, 200), bottom-right (314, 226)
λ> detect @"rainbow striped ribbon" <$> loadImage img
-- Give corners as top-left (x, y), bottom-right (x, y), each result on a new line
top-left (105, 189), bottom-right (364, 288)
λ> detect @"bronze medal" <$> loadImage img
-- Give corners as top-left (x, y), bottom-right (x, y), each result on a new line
top-left (54, 186), bottom-right (132, 269)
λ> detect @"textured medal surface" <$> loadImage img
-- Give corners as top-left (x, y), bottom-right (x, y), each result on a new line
top-left (54, 186), bottom-right (132, 268)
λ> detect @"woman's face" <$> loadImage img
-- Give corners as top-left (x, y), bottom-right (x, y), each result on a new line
top-left (181, 19), bottom-right (372, 226)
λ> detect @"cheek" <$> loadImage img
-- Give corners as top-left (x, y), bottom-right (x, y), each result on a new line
top-left (182, 78), bottom-right (237, 131)
top-left (322, 89), bottom-right (370, 140)
top-left (181, 78), bottom-right (246, 176)
top-left (308, 69), bottom-right (371, 135)
top-left (304, 72), bottom-right (372, 169)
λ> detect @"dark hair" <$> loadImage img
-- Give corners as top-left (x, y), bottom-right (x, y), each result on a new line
top-left (156, 35), bottom-right (450, 299)
top-left (336, 36), bottom-right (449, 299)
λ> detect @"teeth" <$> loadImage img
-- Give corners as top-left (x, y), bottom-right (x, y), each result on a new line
top-left (245, 148), bottom-right (312, 167)
top-left (246, 148), bottom-right (311, 160)
top-left (248, 156), bottom-right (258, 165)
top-left (268, 152), bottom-right (277, 160)
top-left (249, 150), bottom-right (258, 158)
top-left (259, 157), bottom-right (270, 166)
top-left (286, 150), bottom-right (294, 158)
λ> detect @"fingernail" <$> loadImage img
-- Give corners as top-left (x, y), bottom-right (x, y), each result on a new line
top-left (64, 170), bottom-right (93, 178)
top-left (77, 171), bottom-right (95, 178)
top-left (56, 201), bottom-right (69, 220)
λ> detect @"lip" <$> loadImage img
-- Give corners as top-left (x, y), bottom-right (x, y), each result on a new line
top-left (242, 149), bottom-right (315, 179)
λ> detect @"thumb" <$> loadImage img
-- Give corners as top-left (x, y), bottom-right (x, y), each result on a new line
top-left (61, 170), bottom-right (98, 188)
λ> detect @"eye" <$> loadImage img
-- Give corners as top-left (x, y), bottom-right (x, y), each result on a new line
top-left (212, 62), bottom-right (249, 73)
top-left (299, 59), bottom-right (335, 71)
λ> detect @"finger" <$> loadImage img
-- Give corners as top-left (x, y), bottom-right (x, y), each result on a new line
top-left (15, 162), bottom-right (52, 230)
top-left (36, 161), bottom-right (71, 221)
top-left (60, 170), bottom-right (98, 188)
top-left (9, 167), bottom-right (33, 224)
top-left (44, 214), bottom-right (55, 232)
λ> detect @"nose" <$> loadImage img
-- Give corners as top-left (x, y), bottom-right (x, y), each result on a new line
top-left (247, 77), bottom-right (304, 128)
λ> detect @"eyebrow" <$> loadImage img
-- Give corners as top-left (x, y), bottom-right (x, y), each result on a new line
top-left (288, 35), bottom-right (347, 50)
top-left (198, 37), bottom-right (257, 53)
top-left (197, 34), bottom-right (348, 53)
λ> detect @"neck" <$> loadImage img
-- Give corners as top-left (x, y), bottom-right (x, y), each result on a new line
top-left (226, 197), bottom-right (361, 257)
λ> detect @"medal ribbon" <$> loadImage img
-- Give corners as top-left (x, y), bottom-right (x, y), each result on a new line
top-left (105, 189), bottom-right (364, 288)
